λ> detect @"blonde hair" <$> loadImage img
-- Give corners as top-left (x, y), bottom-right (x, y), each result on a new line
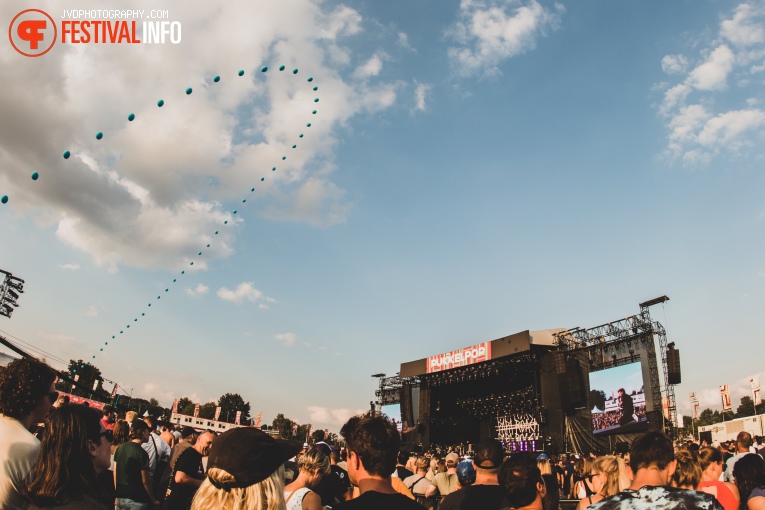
top-left (406, 456), bottom-right (417, 473)
top-left (592, 456), bottom-right (622, 498)
top-left (125, 411), bottom-right (137, 423)
top-left (191, 466), bottom-right (286, 510)
top-left (298, 449), bottom-right (330, 476)
top-left (415, 457), bottom-right (430, 471)
top-left (429, 458), bottom-right (439, 474)
top-left (671, 449), bottom-right (701, 489)
top-left (537, 459), bottom-right (552, 475)
top-left (616, 457), bottom-right (631, 491)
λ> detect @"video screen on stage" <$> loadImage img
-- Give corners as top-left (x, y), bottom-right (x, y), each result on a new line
top-left (381, 403), bottom-right (402, 432)
top-left (589, 362), bottom-right (648, 436)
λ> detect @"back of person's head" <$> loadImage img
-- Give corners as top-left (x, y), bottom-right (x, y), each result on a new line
top-left (734, 454), bottom-right (765, 503)
top-left (500, 456), bottom-right (543, 509)
top-left (0, 358), bottom-right (57, 419)
top-left (181, 426), bottom-right (197, 439)
top-left (415, 456), bottom-right (429, 472)
top-left (125, 411), bottom-right (137, 423)
top-left (738, 431), bottom-right (753, 450)
top-left (339, 414), bottom-right (400, 476)
top-left (23, 404), bottom-right (104, 505)
top-left (298, 448), bottom-right (330, 476)
top-left (112, 420), bottom-right (130, 446)
top-left (474, 439), bottom-right (505, 473)
top-left (446, 452), bottom-right (459, 469)
top-left (102, 405), bottom-right (114, 417)
top-left (537, 459), bottom-right (552, 475)
top-left (591, 456), bottom-right (622, 498)
top-left (629, 431), bottom-right (674, 471)
top-left (456, 459), bottom-right (476, 486)
top-left (697, 446), bottom-right (723, 471)
top-left (330, 450), bottom-right (340, 463)
top-left (55, 395), bottom-right (70, 408)
top-left (193, 467), bottom-right (285, 510)
top-left (397, 451), bottom-right (409, 465)
top-left (144, 415), bottom-right (157, 430)
top-left (129, 418), bottom-right (149, 440)
top-left (671, 448), bottom-right (701, 489)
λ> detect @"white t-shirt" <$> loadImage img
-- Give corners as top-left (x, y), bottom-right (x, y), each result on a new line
top-left (0, 415), bottom-right (40, 510)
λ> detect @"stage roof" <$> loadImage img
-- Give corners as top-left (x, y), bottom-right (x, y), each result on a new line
top-left (400, 328), bottom-right (564, 377)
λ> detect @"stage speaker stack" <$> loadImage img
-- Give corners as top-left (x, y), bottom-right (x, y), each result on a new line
top-left (401, 382), bottom-right (413, 428)
top-left (667, 348), bottom-right (681, 385)
top-left (566, 358), bottom-right (588, 409)
top-left (554, 352), bottom-right (574, 414)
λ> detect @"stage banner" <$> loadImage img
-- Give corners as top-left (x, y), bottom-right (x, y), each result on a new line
top-left (172, 399), bottom-right (179, 414)
top-left (751, 377), bottom-right (762, 406)
top-left (72, 374), bottom-right (79, 392)
top-left (215, 406), bottom-right (222, 421)
top-left (194, 403), bottom-right (200, 417)
top-left (235, 410), bottom-right (241, 425)
top-left (57, 392), bottom-right (106, 410)
top-left (720, 384), bottom-right (732, 412)
top-left (427, 341), bottom-right (492, 373)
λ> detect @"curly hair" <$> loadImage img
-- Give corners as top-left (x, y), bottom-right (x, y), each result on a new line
top-left (0, 358), bottom-right (57, 419)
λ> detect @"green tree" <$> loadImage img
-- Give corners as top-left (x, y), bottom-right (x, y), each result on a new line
top-left (218, 393), bottom-right (251, 424)
top-left (176, 397), bottom-right (193, 414)
top-left (199, 402), bottom-right (217, 419)
top-left (272, 413), bottom-right (298, 439)
top-left (57, 359), bottom-right (103, 398)
top-left (738, 396), bottom-right (756, 418)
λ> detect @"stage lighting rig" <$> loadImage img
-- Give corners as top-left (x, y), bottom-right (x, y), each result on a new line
top-left (0, 270), bottom-right (24, 319)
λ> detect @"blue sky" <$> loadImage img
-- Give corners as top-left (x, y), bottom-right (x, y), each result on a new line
top-left (1, 0), bottom-right (765, 430)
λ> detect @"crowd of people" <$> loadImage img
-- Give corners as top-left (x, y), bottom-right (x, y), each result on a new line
top-left (4, 357), bottom-right (765, 510)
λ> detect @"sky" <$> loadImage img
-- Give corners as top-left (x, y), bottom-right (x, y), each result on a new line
top-left (1, 0), bottom-right (765, 431)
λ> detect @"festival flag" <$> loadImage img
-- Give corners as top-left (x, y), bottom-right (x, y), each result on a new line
top-left (92, 379), bottom-right (99, 391)
top-left (214, 406), bottom-right (222, 421)
top-left (172, 399), bottom-right (178, 414)
top-left (72, 374), bottom-right (79, 392)
top-left (690, 392), bottom-right (699, 419)
top-left (751, 377), bottom-right (762, 406)
top-left (235, 410), bottom-right (241, 425)
top-left (292, 423), bottom-right (298, 437)
top-left (111, 384), bottom-right (119, 398)
top-left (720, 384), bottom-right (732, 412)
top-left (255, 412), bottom-right (262, 428)
top-left (194, 403), bottom-right (200, 418)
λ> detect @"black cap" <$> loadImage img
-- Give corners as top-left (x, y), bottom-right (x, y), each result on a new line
top-left (207, 428), bottom-right (302, 489)
top-left (474, 439), bottom-right (505, 469)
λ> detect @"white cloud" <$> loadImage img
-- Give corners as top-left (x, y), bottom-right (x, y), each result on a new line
top-left (656, 3), bottom-right (765, 163)
top-left (688, 45), bottom-right (735, 91)
top-left (217, 282), bottom-right (271, 304)
top-left (661, 54), bottom-right (689, 75)
top-left (398, 32), bottom-right (412, 50)
top-left (679, 371), bottom-right (765, 415)
top-left (186, 284), bottom-right (209, 297)
top-left (721, 3), bottom-right (765, 47)
top-left (58, 263), bottom-right (81, 271)
top-left (275, 332), bottom-right (297, 346)
top-left (307, 406), bottom-right (366, 426)
top-left (0, 0), bottom-right (400, 272)
top-left (447, 0), bottom-right (565, 77)
top-left (413, 82), bottom-right (432, 112)
top-left (354, 54), bottom-right (384, 79)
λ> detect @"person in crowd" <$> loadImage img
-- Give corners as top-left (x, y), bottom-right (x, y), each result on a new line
top-left (337, 449), bottom-right (348, 471)
top-left (426, 457), bottom-right (440, 482)
top-left (160, 425), bottom-right (176, 449)
top-left (125, 412), bottom-right (137, 428)
top-left (499, 456), bottom-right (546, 510)
top-left (579, 456), bottom-right (631, 509)
top-left (698, 446), bottom-right (740, 510)
top-left (169, 427), bottom-right (198, 467)
top-left (426, 452), bottom-right (459, 501)
top-left (725, 432), bottom-right (754, 482)
top-left (406, 456), bottom-right (418, 477)
top-left (573, 457), bottom-right (596, 500)
top-left (190, 427), bottom-right (301, 510)
top-left (733, 454), bottom-right (765, 510)
top-left (171, 427), bottom-right (182, 444)
top-left (112, 420), bottom-right (130, 452)
top-left (310, 442), bottom-right (351, 507)
top-left (537, 454), bottom-right (552, 476)
top-left (164, 430), bottom-right (214, 510)
top-left (334, 414), bottom-right (423, 509)
top-left (397, 452), bottom-right (414, 479)
top-left (617, 389), bottom-right (638, 426)
top-left (23, 404), bottom-right (112, 510)
top-left (101, 405), bottom-right (116, 431)
top-left (53, 395), bottom-right (70, 409)
top-left (670, 448), bottom-right (701, 490)
top-left (284, 448), bottom-right (330, 510)
top-left (404, 457), bottom-right (434, 508)
top-left (587, 430), bottom-right (723, 510)
top-left (141, 416), bottom-right (172, 481)
top-left (455, 460), bottom-right (476, 489)
top-left (437, 460), bottom-right (447, 474)
top-left (114, 418), bottom-right (160, 509)
top-left (537, 454), bottom-right (559, 510)
top-left (0, 357), bottom-right (58, 510)
top-left (439, 439), bottom-right (508, 510)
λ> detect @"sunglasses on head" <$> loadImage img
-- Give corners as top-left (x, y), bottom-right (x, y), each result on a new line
top-left (100, 429), bottom-right (114, 444)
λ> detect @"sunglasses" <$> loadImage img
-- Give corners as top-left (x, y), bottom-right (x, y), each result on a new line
top-left (46, 391), bottom-right (59, 402)
top-left (583, 473), bottom-right (597, 481)
top-left (100, 430), bottom-right (114, 444)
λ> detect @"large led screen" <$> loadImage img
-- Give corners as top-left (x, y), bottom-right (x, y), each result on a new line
top-left (589, 362), bottom-right (648, 435)
top-left (381, 403), bottom-right (402, 432)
